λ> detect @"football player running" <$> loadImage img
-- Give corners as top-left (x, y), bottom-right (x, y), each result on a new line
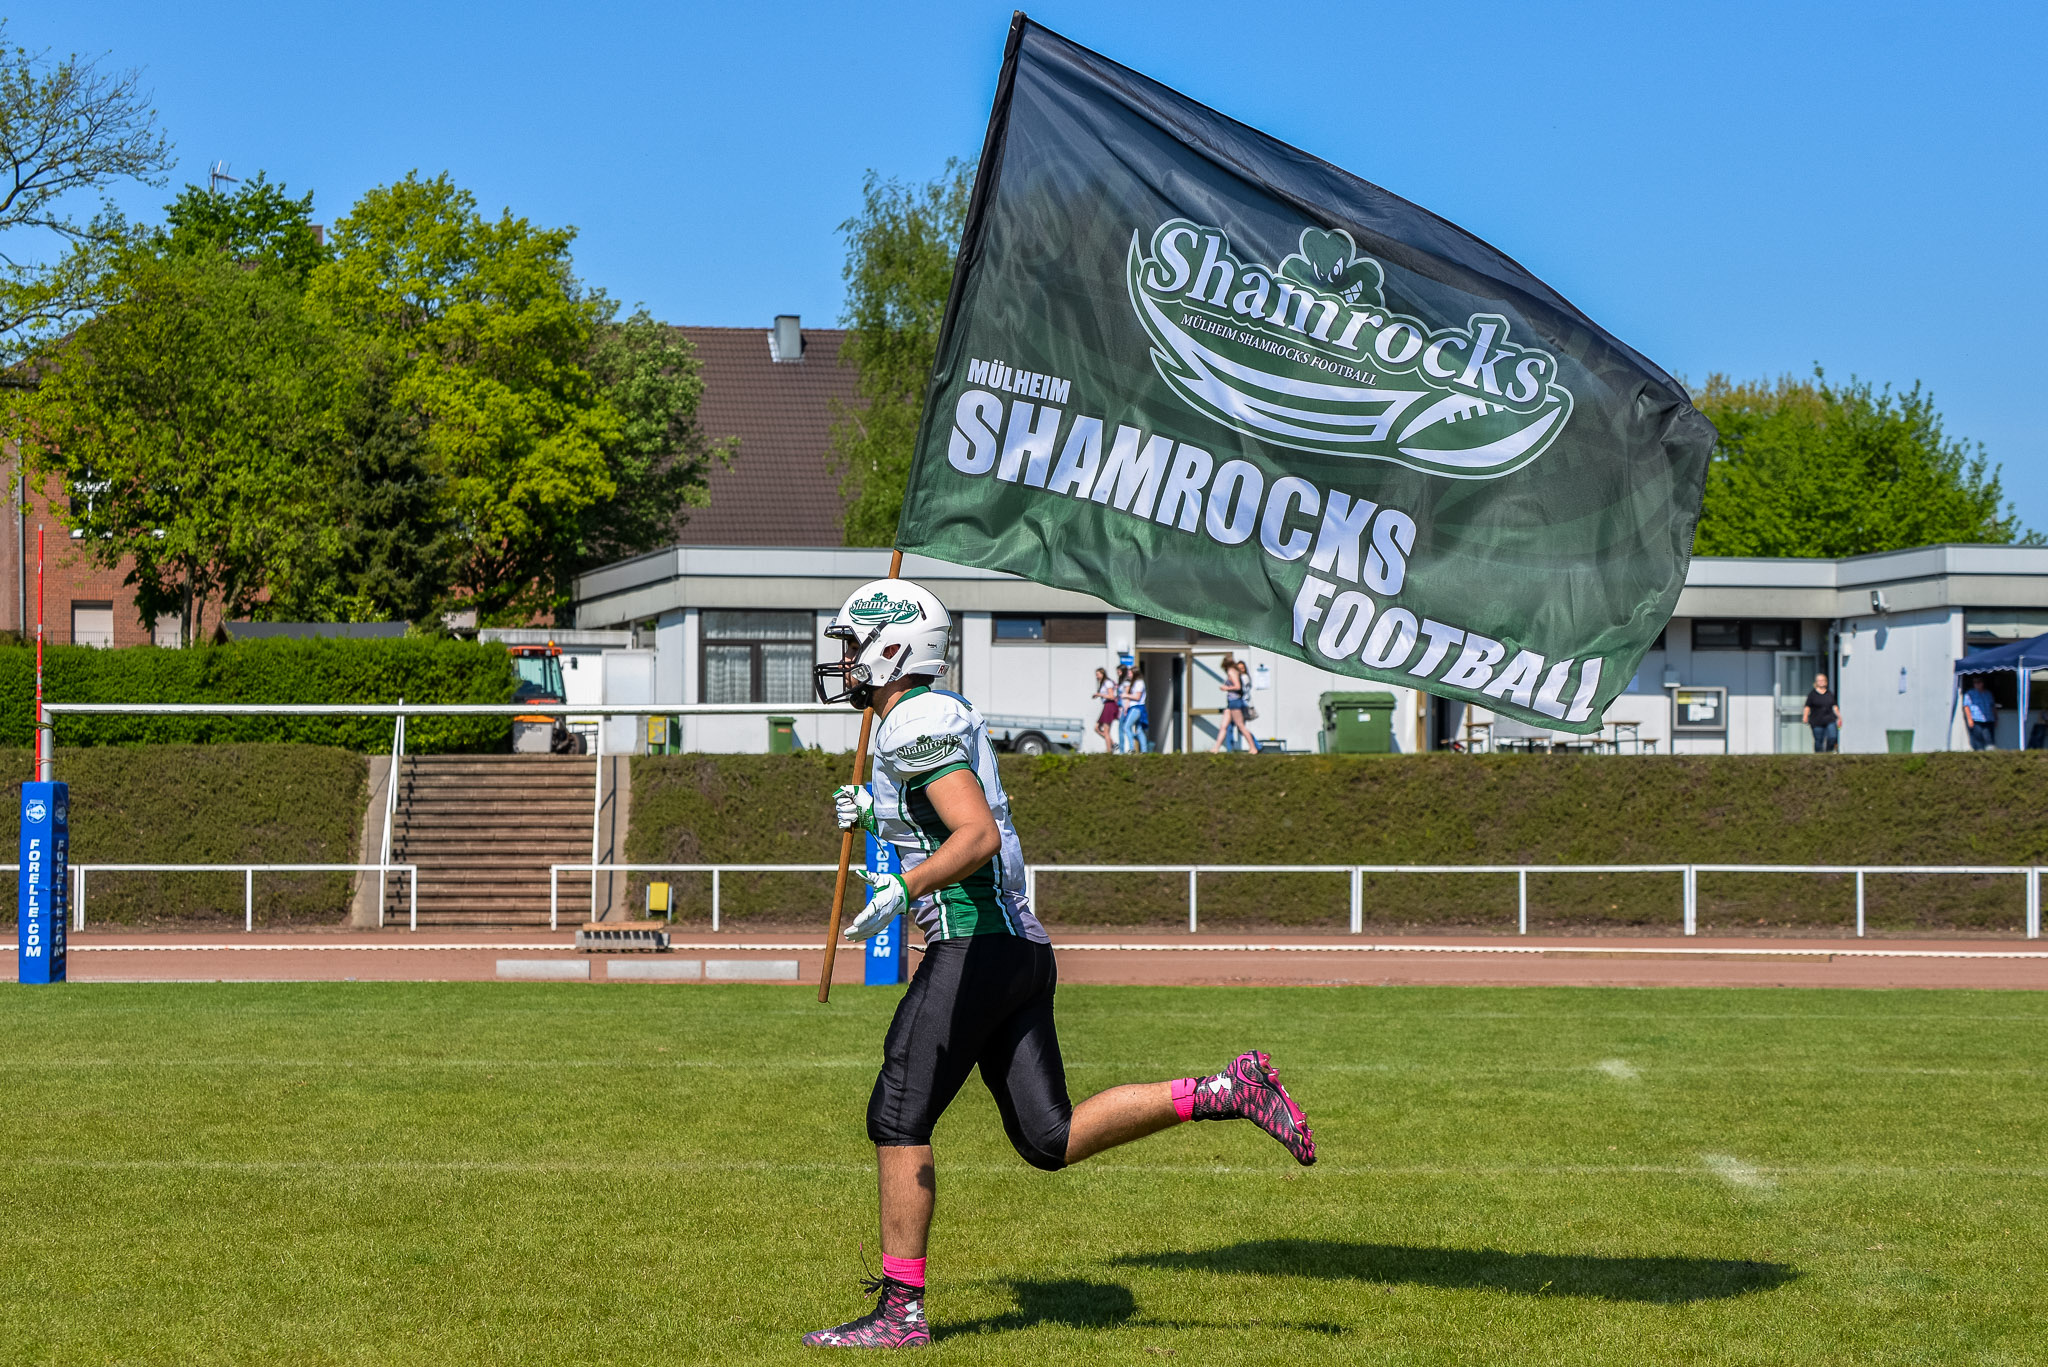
top-left (802, 578), bottom-right (1316, 1350)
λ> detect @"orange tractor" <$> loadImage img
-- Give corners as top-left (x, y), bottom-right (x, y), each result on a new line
top-left (510, 642), bottom-right (587, 753)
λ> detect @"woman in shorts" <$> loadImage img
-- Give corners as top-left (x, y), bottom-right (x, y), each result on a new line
top-left (1091, 667), bottom-right (1120, 752)
top-left (1211, 654), bottom-right (1261, 753)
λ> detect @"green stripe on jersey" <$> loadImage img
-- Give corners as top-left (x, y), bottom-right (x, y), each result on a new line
top-left (902, 772), bottom-right (1016, 939)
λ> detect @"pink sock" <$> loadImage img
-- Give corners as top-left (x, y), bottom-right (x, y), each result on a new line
top-left (882, 1254), bottom-right (926, 1287)
top-left (1170, 1077), bottom-right (1198, 1122)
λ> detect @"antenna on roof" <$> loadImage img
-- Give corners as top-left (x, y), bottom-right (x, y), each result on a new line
top-left (209, 160), bottom-right (240, 195)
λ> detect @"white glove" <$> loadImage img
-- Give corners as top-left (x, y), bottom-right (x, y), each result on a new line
top-left (833, 784), bottom-right (877, 834)
top-left (844, 869), bottom-right (910, 940)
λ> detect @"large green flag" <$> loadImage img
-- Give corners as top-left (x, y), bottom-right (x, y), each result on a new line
top-left (896, 16), bottom-right (1716, 734)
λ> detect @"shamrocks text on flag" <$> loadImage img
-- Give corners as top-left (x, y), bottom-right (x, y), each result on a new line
top-left (896, 16), bottom-right (1717, 733)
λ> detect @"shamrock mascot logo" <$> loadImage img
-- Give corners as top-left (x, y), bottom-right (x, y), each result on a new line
top-left (1128, 220), bottom-right (1574, 479)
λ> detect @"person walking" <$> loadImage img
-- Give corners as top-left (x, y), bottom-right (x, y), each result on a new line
top-left (807, 577), bottom-right (1316, 1349)
top-left (1962, 674), bottom-right (1999, 750)
top-left (1122, 664), bottom-right (1151, 753)
top-left (1090, 667), bottom-right (1119, 753)
top-left (1210, 654), bottom-right (1261, 753)
top-left (1802, 672), bottom-right (1842, 753)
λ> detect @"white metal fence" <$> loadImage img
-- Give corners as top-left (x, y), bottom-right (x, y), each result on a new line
top-left (69, 863), bottom-right (419, 933)
top-left (555, 861), bottom-right (2045, 939)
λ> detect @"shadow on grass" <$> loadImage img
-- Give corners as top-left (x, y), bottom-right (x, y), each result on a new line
top-left (941, 1278), bottom-right (1346, 1339)
top-left (1112, 1240), bottom-right (1797, 1303)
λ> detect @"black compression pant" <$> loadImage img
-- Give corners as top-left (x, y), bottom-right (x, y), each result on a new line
top-left (865, 935), bottom-right (1072, 1171)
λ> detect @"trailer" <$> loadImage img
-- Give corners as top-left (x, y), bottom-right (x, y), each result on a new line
top-left (981, 713), bottom-right (1087, 755)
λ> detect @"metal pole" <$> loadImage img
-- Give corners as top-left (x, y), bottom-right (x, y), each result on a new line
top-left (549, 867), bottom-right (558, 931)
top-left (1855, 869), bottom-right (1865, 938)
top-left (244, 867), bottom-right (253, 933)
top-left (590, 749), bottom-right (603, 923)
top-left (712, 868), bottom-right (721, 933)
top-left (409, 868), bottom-right (417, 932)
top-left (1683, 866), bottom-right (1697, 936)
top-left (1188, 867), bottom-right (1198, 934)
top-left (2028, 868), bottom-right (2040, 941)
top-left (73, 864), bottom-right (83, 930)
top-left (1518, 868), bottom-right (1528, 935)
top-left (1349, 867), bottom-right (1361, 934)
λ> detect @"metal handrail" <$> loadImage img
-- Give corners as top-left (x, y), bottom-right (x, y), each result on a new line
top-left (41, 703), bottom-right (845, 716)
top-left (550, 862), bottom-right (839, 931)
top-left (71, 862), bottom-right (419, 933)
top-left (551, 860), bottom-right (2044, 940)
top-left (376, 701), bottom-right (406, 928)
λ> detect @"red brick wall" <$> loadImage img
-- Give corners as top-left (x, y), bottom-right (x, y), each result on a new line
top-left (0, 453), bottom-right (186, 647)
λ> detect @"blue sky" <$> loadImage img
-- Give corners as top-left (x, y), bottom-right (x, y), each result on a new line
top-left (21, 2), bottom-right (2048, 530)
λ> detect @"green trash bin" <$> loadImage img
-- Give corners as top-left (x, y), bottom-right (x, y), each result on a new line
top-left (1885, 729), bottom-right (1913, 754)
top-left (768, 716), bottom-right (798, 754)
top-left (1319, 691), bottom-right (1396, 754)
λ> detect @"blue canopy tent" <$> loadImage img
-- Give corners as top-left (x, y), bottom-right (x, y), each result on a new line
top-left (1953, 634), bottom-right (2048, 750)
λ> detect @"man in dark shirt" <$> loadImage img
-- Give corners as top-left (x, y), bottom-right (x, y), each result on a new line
top-left (1802, 672), bottom-right (1842, 752)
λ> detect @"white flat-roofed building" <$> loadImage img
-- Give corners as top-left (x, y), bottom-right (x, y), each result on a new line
top-left (571, 544), bottom-right (2048, 756)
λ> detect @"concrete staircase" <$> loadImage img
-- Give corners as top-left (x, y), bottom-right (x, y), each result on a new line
top-left (384, 755), bottom-right (603, 926)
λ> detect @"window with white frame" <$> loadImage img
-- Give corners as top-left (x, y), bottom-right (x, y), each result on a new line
top-left (701, 610), bottom-right (815, 704)
top-left (71, 601), bottom-right (114, 648)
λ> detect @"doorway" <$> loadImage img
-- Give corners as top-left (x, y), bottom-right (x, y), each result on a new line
top-left (1774, 651), bottom-right (1819, 753)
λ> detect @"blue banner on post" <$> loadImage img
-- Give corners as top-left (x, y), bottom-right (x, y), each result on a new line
top-left (863, 826), bottom-right (905, 986)
top-left (18, 781), bottom-right (69, 984)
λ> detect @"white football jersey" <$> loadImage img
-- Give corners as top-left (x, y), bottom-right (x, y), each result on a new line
top-left (870, 686), bottom-right (1046, 943)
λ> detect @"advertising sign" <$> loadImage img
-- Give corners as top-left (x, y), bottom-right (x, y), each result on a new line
top-left (18, 780), bottom-right (69, 984)
top-left (864, 825), bottom-right (907, 986)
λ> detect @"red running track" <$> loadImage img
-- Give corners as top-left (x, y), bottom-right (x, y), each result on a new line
top-left (8, 929), bottom-right (2048, 990)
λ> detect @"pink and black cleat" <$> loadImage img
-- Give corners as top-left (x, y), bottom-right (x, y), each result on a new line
top-left (802, 1276), bottom-right (930, 1349)
top-left (1192, 1049), bottom-right (1317, 1165)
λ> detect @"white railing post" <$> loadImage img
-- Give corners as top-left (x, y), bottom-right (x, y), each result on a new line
top-left (1683, 866), bottom-right (1697, 936)
top-left (1518, 868), bottom-right (1528, 935)
top-left (549, 867), bottom-right (559, 931)
top-left (1026, 864), bottom-right (1036, 910)
top-left (1188, 868), bottom-right (1198, 934)
top-left (2028, 868), bottom-right (2040, 940)
top-left (73, 864), bottom-right (84, 930)
top-left (1856, 869), bottom-right (1866, 938)
top-left (590, 750), bottom-right (604, 923)
top-left (409, 867), bottom-right (417, 932)
top-left (1349, 867), bottom-right (1361, 935)
top-left (244, 867), bottom-right (254, 932)
top-left (378, 701), bottom-right (404, 931)
top-left (712, 867), bottom-right (721, 932)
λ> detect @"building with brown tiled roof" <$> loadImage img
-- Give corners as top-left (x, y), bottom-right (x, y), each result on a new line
top-left (673, 317), bottom-right (861, 547)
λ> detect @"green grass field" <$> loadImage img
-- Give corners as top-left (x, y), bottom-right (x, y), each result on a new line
top-left (1, 982), bottom-right (2042, 1364)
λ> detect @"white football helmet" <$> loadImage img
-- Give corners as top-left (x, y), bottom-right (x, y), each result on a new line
top-left (814, 578), bottom-right (951, 706)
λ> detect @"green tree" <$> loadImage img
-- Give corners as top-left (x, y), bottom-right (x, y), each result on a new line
top-left (308, 172), bottom-right (621, 622)
top-left (16, 247), bottom-right (343, 641)
top-left (161, 171), bottom-right (329, 279)
top-left (0, 22), bottom-right (173, 371)
top-left (579, 305), bottom-right (730, 571)
top-left (830, 159), bottom-right (974, 546)
top-left (1692, 371), bottom-right (2031, 558)
top-left (265, 345), bottom-right (456, 626)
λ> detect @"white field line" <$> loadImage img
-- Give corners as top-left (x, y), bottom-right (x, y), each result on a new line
top-left (14, 1155), bottom-right (2048, 1181)
top-left (8, 1058), bottom-right (2046, 1079)
top-left (13, 940), bottom-right (2048, 960)
top-left (1702, 1153), bottom-right (1777, 1190)
top-left (1595, 1059), bottom-right (1641, 1081)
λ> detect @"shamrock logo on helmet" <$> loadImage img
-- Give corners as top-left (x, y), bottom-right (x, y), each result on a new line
top-left (847, 592), bottom-right (923, 626)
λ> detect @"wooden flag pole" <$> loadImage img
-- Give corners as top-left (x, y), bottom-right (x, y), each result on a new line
top-left (818, 547), bottom-right (904, 1002)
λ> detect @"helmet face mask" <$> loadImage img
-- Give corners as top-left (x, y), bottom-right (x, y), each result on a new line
top-left (814, 578), bottom-right (951, 707)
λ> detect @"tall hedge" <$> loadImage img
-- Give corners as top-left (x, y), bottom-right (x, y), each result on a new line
top-left (629, 752), bottom-right (2048, 934)
top-left (1, 638), bottom-right (517, 751)
top-left (2, 744), bottom-right (367, 926)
